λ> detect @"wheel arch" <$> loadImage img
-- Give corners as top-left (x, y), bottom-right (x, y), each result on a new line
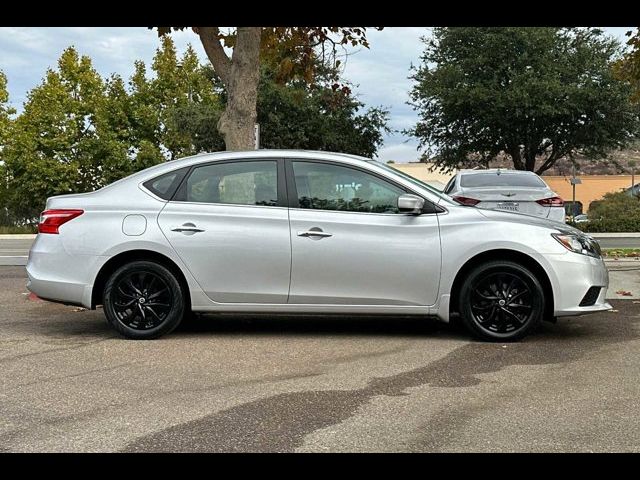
top-left (449, 249), bottom-right (554, 321)
top-left (91, 249), bottom-right (191, 310)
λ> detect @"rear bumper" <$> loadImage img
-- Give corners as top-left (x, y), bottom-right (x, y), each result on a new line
top-left (26, 234), bottom-right (106, 309)
top-left (26, 274), bottom-right (90, 307)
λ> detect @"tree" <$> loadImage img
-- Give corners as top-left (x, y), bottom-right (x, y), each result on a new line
top-left (1, 38), bottom-right (389, 225)
top-left (0, 71), bottom-right (14, 149)
top-left (154, 27), bottom-right (380, 151)
top-left (173, 61), bottom-right (388, 156)
top-left (121, 37), bottom-right (224, 162)
top-left (614, 27), bottom-right (640, 103)
top-left (407, 27), bottom-right (640, 174)
top-left (0, 71), bottom-right (16, 225)
top-left (2, 48), bottom-right (112, 221)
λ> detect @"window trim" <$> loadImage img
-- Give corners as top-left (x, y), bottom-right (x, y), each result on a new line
top-left (141, 166), bottom-right (191, 201)
top-left (443, 175), bottom-right (457, 195)
top-left (170, 157), bottom-right (287, 208)
top-left (284, 158), bottom-right (443, 215)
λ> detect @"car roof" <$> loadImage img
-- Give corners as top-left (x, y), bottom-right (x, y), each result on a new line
top-left (111, 150), bottom-right (374, 186)
top-left (167, 149), bottom-right (372, 165)
top-left (100, 149), bottom-right (382, 192)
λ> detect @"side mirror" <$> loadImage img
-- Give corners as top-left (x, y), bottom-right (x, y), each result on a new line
top-left (398, 194), bottom-right (425, 215)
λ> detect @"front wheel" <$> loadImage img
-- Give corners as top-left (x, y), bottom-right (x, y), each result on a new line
top-left (459, 260), bottom-right (544, 342)
top-left (103, 261), bottom-right (185, 340)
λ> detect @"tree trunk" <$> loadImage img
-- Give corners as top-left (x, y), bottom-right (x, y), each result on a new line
top-left (197, 27), bottom-right (262, 151)
top-left (218, 28), bottom-right (261, 150)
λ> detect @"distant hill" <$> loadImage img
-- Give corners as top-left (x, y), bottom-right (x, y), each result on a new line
top-left (419, 147), bottom-right (640, 176)
top-left (489, 148), bottom-right (640, 176)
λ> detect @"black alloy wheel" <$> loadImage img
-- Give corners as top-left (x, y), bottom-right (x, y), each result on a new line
top-left (103, 261), bottom-right (185, 339)
top-left (460, 260), bottom-right (544, 341)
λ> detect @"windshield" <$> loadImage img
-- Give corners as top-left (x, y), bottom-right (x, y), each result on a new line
top-left (460, 172), bottom-right (546, 188)
top-left (368, 161), bottom-right (457, 205)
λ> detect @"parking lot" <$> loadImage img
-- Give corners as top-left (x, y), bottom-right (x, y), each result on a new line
top-left (1, 265), bottom-right (639, 452)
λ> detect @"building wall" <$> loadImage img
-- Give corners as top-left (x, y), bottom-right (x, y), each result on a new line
top-left (544, 176), bottom-right (635, 211)
top-left (392, 163), bottom-right (634, 212)
top-left (392, 163), bottom-right (455, 191)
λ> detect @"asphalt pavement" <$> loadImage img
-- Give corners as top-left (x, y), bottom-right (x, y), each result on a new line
top-left (0, 236), bottom-right (32, 266)
top-left (1, 265), bottom-right (640, 452)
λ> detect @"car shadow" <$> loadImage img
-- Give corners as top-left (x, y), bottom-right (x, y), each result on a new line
top-left (15, 300), bottom-right (638, 345)
top-left (175, 313), bottom-right (463, 339)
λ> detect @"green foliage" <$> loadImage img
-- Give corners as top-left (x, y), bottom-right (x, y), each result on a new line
top-left (573, 218), bottom-right (640, 233)
top-left (168, 60), bottom-right (389, 157)
top-left (1, 40), bottom-right (223, 224)
top-left (1, 37), bottom-right (389, 225)
top-left (0, 225), bottom-right (37, 234)
top-left (0, 70), bottom-right (16, 226)
top-left (2, 48), bottom-right (115, 222)
top-left (0, 71), bottom-right (14, 148)
top-left (571, 191), bottom-right (640, 232)
top-left (408, 27), bottom-right (640, 174)
top-left (614, 27), bottom-right (640, 103)
top-left (255, 66), bottom-right (388, 157)
top-left (155, 27), bottom-right (381, 88)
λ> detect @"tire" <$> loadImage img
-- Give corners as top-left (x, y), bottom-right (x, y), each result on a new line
top-left (459, 260), bottom-right (544, 342)
top-left (103, 260), bottom-right (185, 340)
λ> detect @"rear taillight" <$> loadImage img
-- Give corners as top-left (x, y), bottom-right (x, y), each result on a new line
top-left (452, 195), bottom-right (481, 206)
top-left (536, 196), bottom-right (564, 207)
top-left (38, 209), bottom-right (84, 234)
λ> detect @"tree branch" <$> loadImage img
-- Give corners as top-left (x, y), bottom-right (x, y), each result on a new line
top-left (535, 145), bottom-right (565, 175)
top-left (507, 144), bottom-right (525, 170)
top-left (195, 27), bottom-right (232, 86)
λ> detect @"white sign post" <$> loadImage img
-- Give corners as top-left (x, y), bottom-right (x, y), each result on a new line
top-left (254, 124), bottom-right (260, 150)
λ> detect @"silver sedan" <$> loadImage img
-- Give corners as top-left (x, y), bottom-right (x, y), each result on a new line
top-left (26, 150), bottom-right (611, 341)
top-left (444, 169), bottom-right (567, 223)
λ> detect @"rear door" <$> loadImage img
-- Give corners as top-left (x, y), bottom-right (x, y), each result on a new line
top-left (158, 158), bottom-right (291, 304)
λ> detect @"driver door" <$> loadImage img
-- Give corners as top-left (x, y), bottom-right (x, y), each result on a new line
top-left (286, 159), bottom-right (442, 306)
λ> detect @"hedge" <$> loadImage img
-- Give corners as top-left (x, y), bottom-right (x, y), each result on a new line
top-left (569, 219), bottom-right (640, 233)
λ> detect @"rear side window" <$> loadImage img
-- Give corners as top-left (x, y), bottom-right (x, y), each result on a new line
top-left (460, 172), bottom-right (545, 188)
top-left (176, 160), bottom-right (278, 206)
top-left (143, 167), bottom-right (190, 200)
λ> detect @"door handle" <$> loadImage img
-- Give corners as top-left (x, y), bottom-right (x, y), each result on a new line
top-left (297, 229), bottom-right (333, 238)
top-left (171, 223), bottom-right (205, 234)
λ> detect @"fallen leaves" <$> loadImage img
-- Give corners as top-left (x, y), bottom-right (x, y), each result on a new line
top-left (616, 290), bottom-right (633, 296)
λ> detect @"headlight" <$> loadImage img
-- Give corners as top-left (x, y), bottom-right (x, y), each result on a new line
top-left (552, 233), bottom-right (601, 258)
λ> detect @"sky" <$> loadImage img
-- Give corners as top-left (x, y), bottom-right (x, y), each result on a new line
top-left (0, 27), bottom-right (634, 163)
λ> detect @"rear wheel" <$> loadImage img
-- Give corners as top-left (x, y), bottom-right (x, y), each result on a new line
top-left (103, 261), bottom-right (185, 340)
top-left (459, 260), bottom-right (544, 341)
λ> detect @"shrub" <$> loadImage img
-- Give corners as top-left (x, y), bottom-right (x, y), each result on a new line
top-left (570, 192), bottom-right (640, 232)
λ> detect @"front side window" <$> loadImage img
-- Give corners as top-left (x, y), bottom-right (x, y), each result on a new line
top-left (292, 161), bottom-right (406, 214)
top-left (177, 161), bottom-right (278, 206)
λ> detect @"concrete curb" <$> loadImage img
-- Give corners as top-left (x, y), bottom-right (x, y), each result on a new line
top-left (0, 234), bottom-right (37, 239)
top-left (591, 233), bottom-right (640, 238)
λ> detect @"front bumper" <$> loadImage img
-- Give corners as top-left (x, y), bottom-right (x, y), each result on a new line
top-left (547, 252), bottom-right (611, 317)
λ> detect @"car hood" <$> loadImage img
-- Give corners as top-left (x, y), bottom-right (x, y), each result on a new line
top-left (475, 208), bottom-right (586, 236)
